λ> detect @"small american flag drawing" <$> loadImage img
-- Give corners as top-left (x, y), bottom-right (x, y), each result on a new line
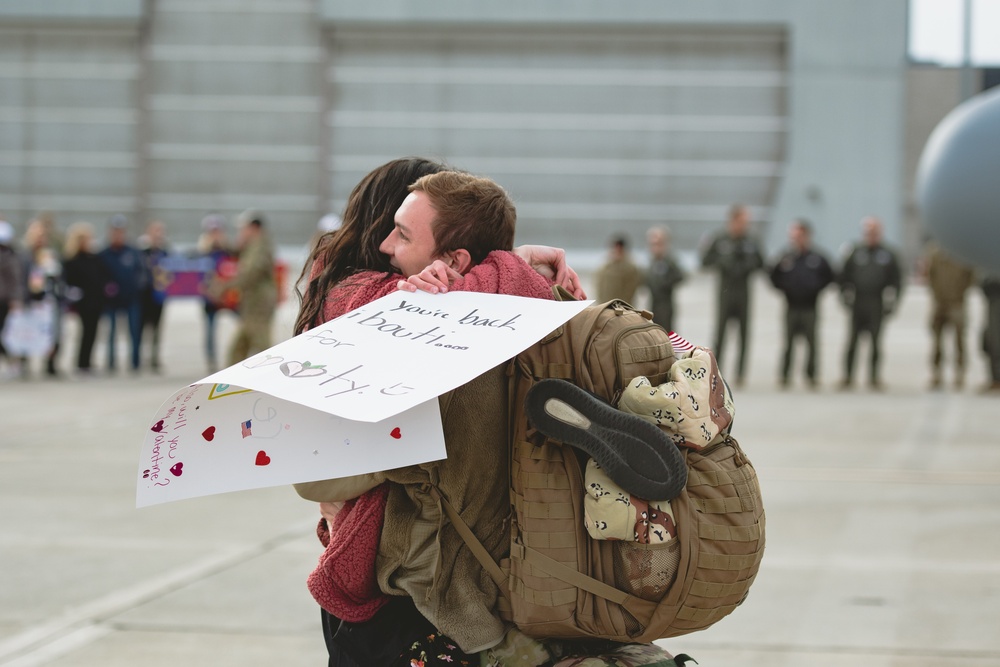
top-left (667, 331), bottom-right (694, 354)
top-left (241, 419), bottom-right (252, 438)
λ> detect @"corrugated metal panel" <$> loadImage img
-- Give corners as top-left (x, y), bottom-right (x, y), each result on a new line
top-left (141, 0), bottom-right (325, 239)
top-left (326, 25), bottom-right (787, 249)
top-left (0, 28), bottom-right (138, 228)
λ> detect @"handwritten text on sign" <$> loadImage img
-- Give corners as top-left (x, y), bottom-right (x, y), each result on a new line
top-left (137, 292), bottom-right (590, 506)
top-left (200, 292), bottom-right (591, 423)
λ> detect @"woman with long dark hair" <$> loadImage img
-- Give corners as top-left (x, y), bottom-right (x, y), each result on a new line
top-left (294, 157), bottom-right (597, 667)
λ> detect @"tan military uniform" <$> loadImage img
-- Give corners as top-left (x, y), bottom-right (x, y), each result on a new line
top-left (595, 257), bottom-right (643, 304)
top-left (224, 234), bottom-right (277, 365)
top-left (927, 245), bottom-right (975, 387)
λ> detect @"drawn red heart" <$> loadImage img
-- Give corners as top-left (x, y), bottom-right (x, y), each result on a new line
top-left (255, 450), bottom-right (271, 466)
top-left (202, 426), bottom-right (216, 441)
top-left (150, 420), bottom-right (164, 433)
top-left (390, 427), bottom-right (402, 439)
top-left (170, 462), bottom-right (184, 476)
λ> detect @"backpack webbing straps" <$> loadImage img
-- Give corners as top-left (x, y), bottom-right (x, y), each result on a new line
top-left (511, 542), bottom-right (653, 620)
top-left (426, 484), bottom-right (511, 600)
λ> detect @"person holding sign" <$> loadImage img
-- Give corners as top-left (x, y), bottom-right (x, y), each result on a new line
top-left (294, 159), bottom-right (587, 666)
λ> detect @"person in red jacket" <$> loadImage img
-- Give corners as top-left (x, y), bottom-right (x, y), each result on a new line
top-left (294, 160), bottom-right (586, 666)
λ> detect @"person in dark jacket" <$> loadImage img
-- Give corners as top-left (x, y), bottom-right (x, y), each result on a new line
top-left (701, 204), bottom-right (764, 386)
top-left (98, 214), bottom-right (149, 373)
top-left (0, 219), bottom-right (23, 376)
top-left (139, 220), bottom-right (171, 372)
top-left (838, 216), bottom-right (903, 390)
top-left (981, 274), bottom-right (1000, 393)
top-left (769, 219), bottom-right (835, 388)
top-left (644, 225), bottom-right (686, 332)
top-left (62, 222), bottom-right (110, 376)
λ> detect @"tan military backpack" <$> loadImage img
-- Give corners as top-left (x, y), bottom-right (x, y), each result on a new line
top-left (433, 296), bottom-right (765, 643)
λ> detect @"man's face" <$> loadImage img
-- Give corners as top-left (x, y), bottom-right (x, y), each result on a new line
top-left (380, 191), bottom-right (440, 277)
top-left (863, 218), bottom-right (882, 246)
top-left (789, 223), bottom-right (808, 251)
top-left (728, 208), bottom-right (749, 237)
top-left (647, 230), bottom-right (668, 258)
top-left (147, 221), bottom-right (165, 246)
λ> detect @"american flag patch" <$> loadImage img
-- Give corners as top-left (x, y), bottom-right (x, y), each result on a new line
top-left (668, 331), bottom-right (694, 353)
top-left (241, 419), bottom-right (252, 438)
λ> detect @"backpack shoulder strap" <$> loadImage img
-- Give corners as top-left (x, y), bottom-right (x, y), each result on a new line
top-left (426, 483), bottom-right (510, 599)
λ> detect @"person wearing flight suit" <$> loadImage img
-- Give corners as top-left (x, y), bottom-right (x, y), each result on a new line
top-left (838, 217), bottom-right (902, 390)
top-left (925, 243), bottom-right (976, 389)
top-left (701, 204), bottom-right (764, 386)
top-left (769, 219), bottom-right (834, 388)
top-left (644, 225), bottom-right (686, 332)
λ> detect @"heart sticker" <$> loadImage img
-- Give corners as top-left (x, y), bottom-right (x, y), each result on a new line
top-left (202, 426), bottom-right (216, 441)
top-left (255, 450), bottom-right (271, 466)
top-left (170, 462), bottom-right (184, 476)
top-left (390, 427), bottom-right (402, 439)
top-left (150, 420), bottom-right (164, 433)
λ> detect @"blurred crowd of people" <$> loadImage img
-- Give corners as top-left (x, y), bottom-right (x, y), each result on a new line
top-left (3, 203), bottom-right (997, 394)
top-left (0, 209), bottom-right (278, 381)
top-left (594, 205), bottom-right (1000, 393)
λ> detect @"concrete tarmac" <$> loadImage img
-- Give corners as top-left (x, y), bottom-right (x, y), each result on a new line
top-left (2, 267), bottom-right (999, 667)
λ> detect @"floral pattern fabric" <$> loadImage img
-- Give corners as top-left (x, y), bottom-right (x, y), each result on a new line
top-left (478, 628), bottom-right (678, 667)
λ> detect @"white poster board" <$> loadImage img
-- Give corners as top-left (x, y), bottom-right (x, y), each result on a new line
top-left (137, 291), bottom-right (591, 507)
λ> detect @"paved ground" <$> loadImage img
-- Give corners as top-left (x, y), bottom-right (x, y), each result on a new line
top-left (2, 263), bottom-right (999, 667)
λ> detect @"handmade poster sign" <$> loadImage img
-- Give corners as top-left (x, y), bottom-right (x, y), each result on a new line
top-left (201, 290), bottom-right (591, 423)
top-left (138, 291), bottom-right (592, 507)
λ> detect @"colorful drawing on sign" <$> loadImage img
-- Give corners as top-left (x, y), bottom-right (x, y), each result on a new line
top-left (136, 383), bottom-right (447, 507)
top-left (138, 292), bottom-right (591, 507)
top-left (208, 383), bottom-right (253, 400)
top-left (280, 361), bottom-right (327, 378)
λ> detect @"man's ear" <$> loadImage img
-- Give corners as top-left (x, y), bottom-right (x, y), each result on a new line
top-left (444, 248), bottom-right (473, 274)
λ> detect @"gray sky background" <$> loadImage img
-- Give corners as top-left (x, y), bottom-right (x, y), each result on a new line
top-left (910, 0), bottom-right (1000, 65)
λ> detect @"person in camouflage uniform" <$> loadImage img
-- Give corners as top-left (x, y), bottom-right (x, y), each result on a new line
top-left (838, 217), bottom-right (902, 390)
top-left (925, 243), bottom-right (976, 389)
top-left (700, 204), bottom-right (764, 386)
top-left (595, 234), bottom-right (643, 304)
top-left (212, 211), bottom-right (277, 366)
